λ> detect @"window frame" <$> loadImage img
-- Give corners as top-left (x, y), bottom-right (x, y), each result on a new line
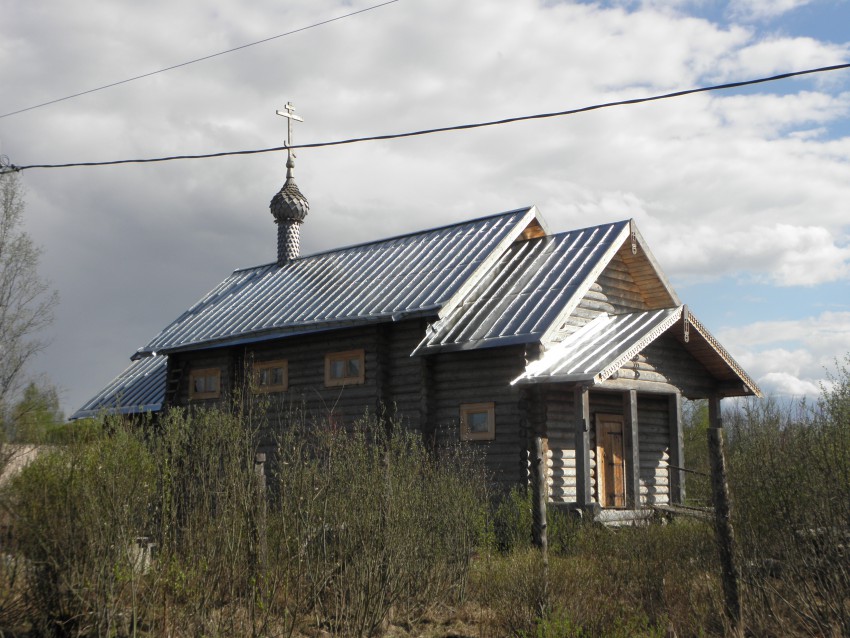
top-left (253, 359), bottom-right (289, 393)
top-left (189, 367), bottom-right (221, 400)
top-left (324, 349), bottom-right (366, 387)
top-left (460, 402), bottom-right (496, 441)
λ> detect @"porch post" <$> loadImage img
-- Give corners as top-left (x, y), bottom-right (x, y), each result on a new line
top-left (623, 390), bottom-right (641, 508)
top-left (708, 396), bottom-right (743, 636)
top-left (668, 391), bottom-right (685, 505)
top-left (574, 385), bottom-right (591, 508)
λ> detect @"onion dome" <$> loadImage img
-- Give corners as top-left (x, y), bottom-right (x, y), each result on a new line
top-left (270, 156), bottom-right (309, 224)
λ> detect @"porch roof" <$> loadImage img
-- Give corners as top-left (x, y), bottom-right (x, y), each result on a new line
top-left (511, 306), bottom-right (762, 398)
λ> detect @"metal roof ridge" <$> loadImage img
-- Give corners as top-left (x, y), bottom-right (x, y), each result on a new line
top-left (225, 206), bottom-right (536, 275)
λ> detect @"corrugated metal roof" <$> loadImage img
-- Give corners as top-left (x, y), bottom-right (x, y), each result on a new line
top-left (139, 207), bottom-right (534, 355)
top-left (512, 307), bottom-right (762, 397)
top-left (414, 220), bottom-right (630, 354)
top-left (512, 307), bottom-right (683, 385)
top-left (71, 355), bottom-right (166, 420)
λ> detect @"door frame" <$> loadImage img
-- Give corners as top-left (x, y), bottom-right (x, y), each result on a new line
top-left (595, 413), bottom-right (628, 508)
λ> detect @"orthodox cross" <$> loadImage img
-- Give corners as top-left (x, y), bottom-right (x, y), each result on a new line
top-left (276, 102), bottom-right (303, 164)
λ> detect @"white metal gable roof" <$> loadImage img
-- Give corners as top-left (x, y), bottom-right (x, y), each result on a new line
top-left (139, 207), bottom-right (537, 355)
top-left (511, 307), bottom-right (762, 397)
top-left (413, 220), bottom-right (631, 354)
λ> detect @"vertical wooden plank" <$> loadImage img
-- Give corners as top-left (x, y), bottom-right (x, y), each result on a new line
top-left (623, 390), bottom-right (640, 508)
top-left (574, 385), bottom-right (591, 507)
top-left (668, 391), bottom-right (684, 505)
top-left (708, 397), bottom-right (743, 637)
top-left (419, 352), bottom-right (435, 449)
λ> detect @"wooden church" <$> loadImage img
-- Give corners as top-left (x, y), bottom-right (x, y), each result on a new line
top-left (74, 106), bottom-right (761, 520)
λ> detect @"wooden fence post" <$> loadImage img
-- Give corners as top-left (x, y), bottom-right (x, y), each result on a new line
top-left (254, 452), bottom-right (268, 570)
top-left (707, 399), bottom-right (742, 636)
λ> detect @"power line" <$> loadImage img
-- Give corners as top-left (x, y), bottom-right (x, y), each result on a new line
top-left (3, 62), bottom-right (849, 173)
top-left (0, 0), bottom-right (400, 120)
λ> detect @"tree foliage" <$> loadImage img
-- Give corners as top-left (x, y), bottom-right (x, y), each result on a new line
top-left (7, 381), bottom-right (64, 442)
top-left (0, 173), bottom-right (57, 422)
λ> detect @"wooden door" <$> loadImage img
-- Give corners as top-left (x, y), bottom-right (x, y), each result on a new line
top-left (596, 414), bottom-right (627, 508)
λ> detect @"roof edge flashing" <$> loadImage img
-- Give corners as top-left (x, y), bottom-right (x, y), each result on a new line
top-left (437, 206), bottom-right (547, 321)
top-left (539, 221), bottom-right (633, 348)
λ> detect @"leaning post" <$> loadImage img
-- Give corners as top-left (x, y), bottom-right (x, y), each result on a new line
top-left (707, 397), bottom-right (743, 637)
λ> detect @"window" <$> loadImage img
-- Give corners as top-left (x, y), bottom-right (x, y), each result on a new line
top-left (460, 402), bottom-right (495, 441)
top-left (324, 349), bottom-right (365, 387)
top-left (189, 368), bottom-right (221, 400)
top-left (254, 359), bottom-right (288, 393)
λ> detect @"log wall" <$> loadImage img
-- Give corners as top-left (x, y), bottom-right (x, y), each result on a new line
top-left (612, 333), bottom-right (718, 399)
top-left (543, 385), bottom-right (673, 508)
top-left (636, 393), bottom-right (670, 506)
top-left (169, 320), bottom-right (530, 490)
top-left (542, 384), bottom-right (577, 503)
top-left (553, 251), bottom-right (651, 339)
top-left (431, 345), bottom-right (528, 489)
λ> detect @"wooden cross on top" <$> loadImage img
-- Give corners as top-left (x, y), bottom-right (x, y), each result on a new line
top-left (276, 102), bottom-right (303, 162)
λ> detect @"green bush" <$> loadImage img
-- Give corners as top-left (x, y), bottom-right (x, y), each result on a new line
top-left (472, 519), bottom-right (719, 638)
top-left (1, 406), bottom-right (490, 637)
top-left (490, 485), bottom-right (580, 555)
top-left (6, 418), bottom-right (155, 637)
top-left (272, 414), bottom-right (488, 636)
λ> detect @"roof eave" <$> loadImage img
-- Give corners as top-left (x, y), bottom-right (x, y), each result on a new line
top-left (142, 307), bottom-right (442, 357)
top-left (679, 308), bottom-right (763, 398)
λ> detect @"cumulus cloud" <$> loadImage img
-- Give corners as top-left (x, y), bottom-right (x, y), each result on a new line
top-left (727, 0), bottom-right (817, 21)
top-left (712, 35), bottom-right (850, 80)
top-left (717, 311), bottom-right (850, 397)
top-left (659, 223), bottom-right (850, 286)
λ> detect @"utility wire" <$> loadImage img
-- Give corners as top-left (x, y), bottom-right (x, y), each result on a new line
top-left (0, 0), bottom-right (400, 120)
top-left (3, 62), bottom-right (849, 173)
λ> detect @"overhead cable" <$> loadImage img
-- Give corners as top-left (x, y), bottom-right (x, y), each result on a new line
top-left (4, 62), bottom-right (849, 173)
top-left (0, 0), bottom-right (400, 120)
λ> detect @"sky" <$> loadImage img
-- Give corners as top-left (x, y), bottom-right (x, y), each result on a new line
top-left (1, 0), bottom-right (849, 416)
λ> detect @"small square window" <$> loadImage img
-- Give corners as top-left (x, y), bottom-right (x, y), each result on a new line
top-left (189, 368), bottom-right (221, 400)
top-left (460, 402), bottom-right (495, 441)
top-left (254, 359), bottom-right (288, 393)
top-left (325, 350), bottom-right (365, 387)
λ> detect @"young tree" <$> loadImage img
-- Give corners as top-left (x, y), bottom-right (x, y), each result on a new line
top-left (9, 381), bottom-right (64, 442)
top-left (0, 172), bottom-right (57, 423)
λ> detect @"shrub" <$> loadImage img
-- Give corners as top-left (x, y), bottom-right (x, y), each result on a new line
top-left (726, 360), bottom-right (850, 637)
top-left (1, 405), bottom-right (491, 637)
top-left (490, 485), bottom-right (580, 555)
top-left (272, 414), bottom-right (488, 636)
top-left (471, 519), bottom-right (720, 638)
top-left (6, 418), bottom-right (155, 637)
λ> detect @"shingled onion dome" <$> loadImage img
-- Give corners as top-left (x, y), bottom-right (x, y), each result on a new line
top-left (270, 154), bottom-right (309, 264)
